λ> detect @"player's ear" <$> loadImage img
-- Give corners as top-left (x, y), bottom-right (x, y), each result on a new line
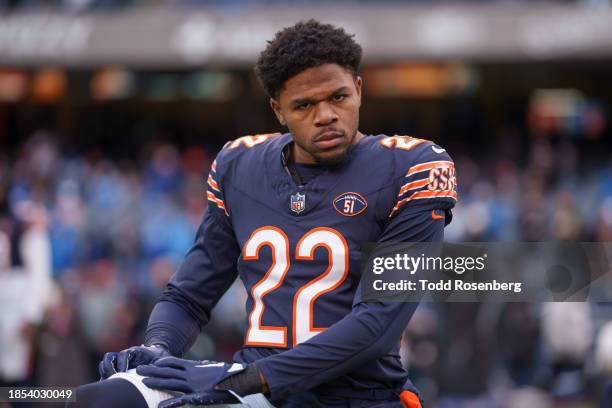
top-left (270, 98), bottom-right (286, 126)
top-left (354, 76), bottom-right (362, 106)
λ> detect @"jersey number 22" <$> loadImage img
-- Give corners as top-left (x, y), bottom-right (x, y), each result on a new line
top-left (244, 226), bottom-right (348, 347)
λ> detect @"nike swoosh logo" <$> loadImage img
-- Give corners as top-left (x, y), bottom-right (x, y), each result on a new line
top-left (431, 210), bottom-right (445, 220)
top-left (431, 146), bottom-right (446, 154)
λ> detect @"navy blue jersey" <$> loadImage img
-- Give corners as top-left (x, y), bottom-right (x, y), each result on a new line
top-left (156, 133), bottom-right (457, 404)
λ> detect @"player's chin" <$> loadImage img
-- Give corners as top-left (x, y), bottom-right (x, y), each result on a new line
top-left (313, 146), bottom-right (349, 166)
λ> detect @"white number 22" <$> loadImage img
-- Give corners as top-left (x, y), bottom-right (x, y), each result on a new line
top-left (244, 226), bottom-right (348, 347)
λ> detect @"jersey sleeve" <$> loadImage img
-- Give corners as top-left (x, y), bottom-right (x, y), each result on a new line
top-left (144, 148), bottom-right (241, 356)
top-left (388, 141), bottom-right (457, 221)
top-left (205, 157), bottom-right (230, 216)
top-left (255, 151), bottom-right (456, 399)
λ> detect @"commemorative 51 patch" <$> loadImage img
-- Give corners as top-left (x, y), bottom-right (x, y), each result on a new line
top-left (333, 192), bottom-right (368, 217)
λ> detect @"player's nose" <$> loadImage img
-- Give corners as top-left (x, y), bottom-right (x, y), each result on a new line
top-left (313, 102), bottom-right (339, 126)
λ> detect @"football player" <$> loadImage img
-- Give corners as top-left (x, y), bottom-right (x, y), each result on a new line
top-left (70, 20), bottom-right (456, 408)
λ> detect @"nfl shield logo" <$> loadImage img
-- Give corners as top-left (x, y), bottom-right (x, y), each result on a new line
top-left (290, 192), bottom-right (306, 214)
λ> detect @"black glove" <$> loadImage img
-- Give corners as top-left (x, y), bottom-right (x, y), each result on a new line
top-left (98, 344), bottom-right (171, 380)
top-left (137, 358), bottom-right (246, 408)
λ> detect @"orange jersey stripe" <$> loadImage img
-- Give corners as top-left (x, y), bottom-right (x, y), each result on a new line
top-left (206, 191), bottom-right (228, 215)
top-left (409, 189), bottom-right (457, 201)
top-left (207, 174), bottom-right (220, 192)
top-left (398, 178), bottom-right (429, 196)
top-left (405, 161), bottom-right (454, 177)
top-left (208, 200), bottom-right (228, 214)
top-left (389, 189), bottom-right (457, 217)
top-left (389, 198), bottom-right (408, 217)
top-left (211, 160), bottom-right (217, 172)
top-left (206, 191), bottom-right (224, 205)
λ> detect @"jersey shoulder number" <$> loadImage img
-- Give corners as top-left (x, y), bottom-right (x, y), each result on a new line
top-left (380, 135), bottom-right (457, 217)
top-left (227, 133), bottom-right (281, 150)
top-left (379, 135), bottom-right (428, 152)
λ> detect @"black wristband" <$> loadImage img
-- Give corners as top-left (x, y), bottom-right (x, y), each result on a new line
top-left (216, 363), bottom-right (263, 396)
top-left (144, 301), bottom-right (200, 356)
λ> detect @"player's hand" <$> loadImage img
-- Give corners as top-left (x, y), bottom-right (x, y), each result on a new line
top-left (98, 344), bottom-right (171, 380)
top-left (137, 358), bottom-right (245, 403)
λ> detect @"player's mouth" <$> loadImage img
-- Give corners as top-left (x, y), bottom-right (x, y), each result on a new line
top-left (313, 129), bottom-right (345, 149)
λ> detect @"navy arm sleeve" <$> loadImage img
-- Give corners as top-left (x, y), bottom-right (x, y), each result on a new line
top-left (144, 155), bottom-right (241, 356)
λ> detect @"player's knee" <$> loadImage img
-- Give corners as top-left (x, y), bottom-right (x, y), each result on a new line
top-left (66, 378), bottom-right (147, 408)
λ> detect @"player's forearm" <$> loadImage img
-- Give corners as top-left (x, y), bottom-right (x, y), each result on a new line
top-left (144, 300), bottom-right (201, 356)
top-left (255, 300), bottom-right (418, 399)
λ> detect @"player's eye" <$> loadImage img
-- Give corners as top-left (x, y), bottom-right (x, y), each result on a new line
top-left (332, 94), bottom-right (346, 102)
top-left (295, 103), bottom-right (311, 111)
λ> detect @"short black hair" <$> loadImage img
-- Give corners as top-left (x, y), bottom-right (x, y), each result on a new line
top-left (255, 19), bottom-right (363, 99)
